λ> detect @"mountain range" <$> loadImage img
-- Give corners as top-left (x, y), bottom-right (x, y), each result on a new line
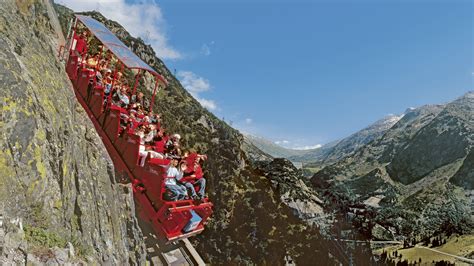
top-left (290, 114), bottom-right (404, 164)
top-left (312, 92), bottom-right (473, 241)
top-left (247, 114), bottom-right (405, 165)
top-left (247, 91), bottom-right (473, 248)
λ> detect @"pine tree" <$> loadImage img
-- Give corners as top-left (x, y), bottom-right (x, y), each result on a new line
top-left (423, 236), bottom-right (430, 246)
top-left (381, 250), bottom-right (388, 262)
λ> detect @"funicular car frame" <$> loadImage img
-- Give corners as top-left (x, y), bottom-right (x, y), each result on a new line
top-left (63, 14), bottom-right (213, 241)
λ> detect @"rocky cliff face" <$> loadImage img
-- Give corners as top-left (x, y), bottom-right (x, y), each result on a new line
top-left (254, 159), bottom-right (331, 232)
top-left (311, 93), bottom-right (473, 240)
top-left (387, 94), bottom-right (473, 185)
top-left (49, 5), bottom-right (351, 265)
top-left (241, 135), bottom-right (274, 162)
top-left (0, 1), bottom-right (146, 264)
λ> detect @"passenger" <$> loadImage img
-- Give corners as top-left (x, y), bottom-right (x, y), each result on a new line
top-left (162, 131), bottom-right (169, 143)
top-left (166, 134), bottom-right (181, 151)
top-left (181, 150), bottom-right (190, 161)
top-left (167, 142), bottom-right (182, 158)
top-left (152, 134), bottom-right (167, 154)
top-left (118, 108), bottom-right (132, 129)
top-left (136, 125), bottom-right (164, 165)
top-left (112, 86), bottom-right (130, 108)
top-left (143, 124), bottom-right (156, 143)
top-left (116, 72), bottom-right (123, 83)
top-left (98, 59), bottom-right (108, 71)
top-left (164, 158), bottom-right (188, 201)
top-left (86, 53), bottom-right (100, 69)
top-left (103, 69), bottom-right (113, 95)
top-left (108, 52), bottom-right (119, 69)
top-left (140, 115), bottom-right (151, 127)
top-left (135, 124), bottom-right (146, 136)
top-left (179, 160), bottom-right (206, 200)
top-left (126, 112), bottom-right (138, 130)
top-left (130, 102), bottom-right (139, 112)
top-left (95, 70), bottom-right (103, 87)
top-left (97, 45), bottom-right (106, 60)
top-left (141, 106), bottom-right (148, 116)
top-left (185, 150), bottom-right (208, 168)
top-left (131, 92), bottom-right (148, 109)
top-left (149, 112), bottom-right (161, 126)
top-left (136, 126), bottom-right (149, 166)
top-left (73, 31), bottom-right (88, 60)
top-left (165, 134), bottom-right (182, 157)
top-left (135, 104), bottom-right (146, 117)
top-left (105, 50), bottom-right (113, 62)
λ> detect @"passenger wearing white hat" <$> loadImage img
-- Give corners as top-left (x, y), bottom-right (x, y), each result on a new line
top-left (165, 133), bottom-right (182, 157)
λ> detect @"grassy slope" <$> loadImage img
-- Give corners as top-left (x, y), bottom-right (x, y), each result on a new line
top-left (374, 235), bottom-right (474, 265)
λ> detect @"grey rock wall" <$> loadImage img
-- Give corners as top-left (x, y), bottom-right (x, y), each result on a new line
top-left (0, 1), bottom-right (146, 264)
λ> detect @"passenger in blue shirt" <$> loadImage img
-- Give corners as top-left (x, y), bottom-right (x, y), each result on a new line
top-left (164, 158), bottom-right (188, 201)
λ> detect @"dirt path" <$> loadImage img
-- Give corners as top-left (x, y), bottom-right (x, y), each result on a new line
top-left (336, 239), bottom-right (402, 244)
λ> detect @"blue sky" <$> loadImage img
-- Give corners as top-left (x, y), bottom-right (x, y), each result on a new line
top-left (61, 0), bottom-right (473, 149)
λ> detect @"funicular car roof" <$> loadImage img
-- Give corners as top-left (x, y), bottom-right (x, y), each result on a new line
top-left (75, 14), bottom-right (167, 85)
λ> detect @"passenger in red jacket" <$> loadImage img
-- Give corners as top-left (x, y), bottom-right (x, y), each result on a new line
top-left (153, 137), bottom-right (166, 154)
top-left (185, 152), bottom-right (207, 169)
top-left (73, 31), bottom-right (88, 59)
top-left (178, 154), bottom-right (207, 200)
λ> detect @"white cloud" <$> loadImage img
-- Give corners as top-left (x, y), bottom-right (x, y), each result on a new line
top-left (58, 0), bottom-right (181, 59)
top-left (293, 144), bottom-right (322, 150)
top-left (177, 71), bottom-right (211, 93)
top-left (275, 140), bottom-right (322, 150)
top-left (177, 71), bottom-right (217, 110)
top-left (201, 44), bottom-right (211, 56)
top-left (245, 118), bottom-right (253, 124)
top-left (200, 41), bottom-right (215, 56)
top-left (195, 97), bottom-right (217, 111)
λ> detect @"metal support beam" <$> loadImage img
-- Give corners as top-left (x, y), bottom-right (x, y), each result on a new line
top-left (132, 69), bottom-right (141, 95)
top-left (150, 79), bottom-right (159, 111)
top-left (182, 238), bottom-right (205, 266)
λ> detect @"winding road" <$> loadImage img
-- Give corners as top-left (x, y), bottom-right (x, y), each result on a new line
top-left (417, 246), bottom-right (474, 264)
top-left (336, 239), bottom-right (474, 264)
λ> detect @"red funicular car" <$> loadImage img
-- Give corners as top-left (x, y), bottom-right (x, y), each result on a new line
top-left (64, 14), bottom-right (213, 241)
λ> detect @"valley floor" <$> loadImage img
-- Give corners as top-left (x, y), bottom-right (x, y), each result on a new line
top-left (373, 235), bottom-right (474, 265)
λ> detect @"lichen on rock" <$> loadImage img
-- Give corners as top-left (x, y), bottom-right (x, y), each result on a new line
top-left (0, 0), bottom-right (146, 264)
